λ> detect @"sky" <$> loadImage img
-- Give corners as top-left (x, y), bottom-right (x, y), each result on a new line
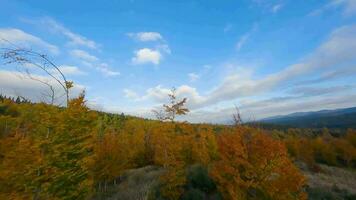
top-left (0, 0), bottom-right (356, 123)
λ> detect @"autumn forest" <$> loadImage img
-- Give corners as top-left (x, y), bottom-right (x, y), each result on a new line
top-left (0, 53), bottom-right (355, 200)
top-left (1, 1), bottom-right (356, 199)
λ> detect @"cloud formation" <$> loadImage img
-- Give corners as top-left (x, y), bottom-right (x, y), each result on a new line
top-left (132, 48), bottom-right (162, 65)
top-left (298, 67), bottom-right (356, 85)
top-left (236, 24), bottom-right (257, 51)
top-left (97, 63), bottom-right (120, 77)
top-left (69, 50), bottom-right (120, 76)
top-left (341, 0), bottom-right (356, 15)
top-left (70, 49), bottom-right (98, 62)
top-left (252, 0), bottom-right (284, 13)
top-left (310, 0), bottom-right (356, 17)
top-left (80, 61), bottom-right (120, 77)
top-left (56, 65), bottom-right (86, 76)
top-left (128, 32), bottom-right (163, 42)
top-left (184, 93), bottom-right (356, 123)
top-left (188, 73), bottom-right (200, 82)
top-left (0, 28), bottom-right (59, 54)
top-left (39, 17), bottom-right (99, 49)
top-left (207, 24), bottom-right (356, 107)
top-left (271, 4), bottom-right (283, 13)
top-left (236, 34), bottom-right (250, 51)
top-left (127, 24), bottom-right (356, 117)
top-left (123, 89), bottom-right (140, 99)
top-left (0, 70), bottom-right (85, 104)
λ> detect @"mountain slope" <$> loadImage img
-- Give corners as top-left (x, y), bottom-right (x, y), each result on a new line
top-left (260, 107), bottom-right (356, 128)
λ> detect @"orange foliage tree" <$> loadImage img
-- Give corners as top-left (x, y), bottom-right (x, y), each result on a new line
top-left (210, 128), bottom-right (307, 200)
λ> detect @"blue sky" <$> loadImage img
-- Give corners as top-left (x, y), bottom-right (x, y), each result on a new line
top-left (1, 0), bottom-right (356, 123)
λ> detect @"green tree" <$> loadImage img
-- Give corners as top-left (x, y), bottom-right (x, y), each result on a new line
top-left (46, 92), bottom-right (97, 200)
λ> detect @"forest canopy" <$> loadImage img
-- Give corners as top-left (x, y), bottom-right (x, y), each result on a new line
top-left (0, 94), bottom-right (317, 200)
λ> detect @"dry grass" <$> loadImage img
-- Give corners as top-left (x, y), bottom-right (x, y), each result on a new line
top-left (303, 164), bottom-right (356, 194)
top-left (298, 162), bottom-right (356, 199)
top-left (106, 166), bottom-right (165, 200)
top-left (94, 163), bottom-right (356, 200)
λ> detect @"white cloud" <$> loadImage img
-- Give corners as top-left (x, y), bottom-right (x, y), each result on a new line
top-left (70, 49), bottom-right (98, 62)
top-left (271, 4), bottom-right (283, 13)
top-left (128, 85), bottom-right (206, 109)
top-left (298, 66), bottom-right (356, 85)
top-left (0, 28), bottom-right (59, 54)
top-left (183, 93), bottom-right (356, 123)
top-left (342, 0), bottom-right (356, 15)
top-left (0, 70), bottom-right (85, 104)
top-left (310, 0), bottom-right (356, 17)
top-left (103, 82), bottom-right (356, 123)
top-left (188, 73), bottom-right (200, 82)
top-left (128, 32), bottom-right (170, 64)
top-left (251, 0), bottom-right (284, 14)
top-left (123, 89), bottom-right (140, 99)
top-left (98, 68), bottom-right (120, 77)
top-left (174, 85), bottom-right (206, 108)
top-left (70, 52), bottom-right (119, 76)
top-left (81, 60), bottom-right (120, 77)
top-left (132, 48), bottom-right (162, 65)
top-left (156, 44), bottom-right (171, 54)
top-left (18, 18), bottom-right (118, 77)
top-left (39, 17), bottom-right (99, 49)
top-left (128, 32), bottom-right (163, 41)
top-left (240, 90), bottom-right (356, 120)
top-left (144, 85), bottom-right (171, 101)
top-left (289, 85), bottom-right (354, 97)
top-left (331, 0), bottom-right (356, 16)
top-left (57, 65), bottom-right (86, 76)
top-left (236, 24), bottom-right (258, 51)
top-left (129, 24), bottom-right (356, 113)
top-left (236, 34), bottom-right (250, 51)
top-left (97, 63), bottom-right (120, 77)
top-left (207, 24), bottom-right (356, 107)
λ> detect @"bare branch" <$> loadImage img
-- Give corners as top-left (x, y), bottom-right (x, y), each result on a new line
top-left (0, 41), bottom-right (72, 105)
top-left (232, 104), bottom-right (243, 127)
top-left (152, 109), bottom-right (167, 121)
top-left (24, 70), bottom-right (56, 105)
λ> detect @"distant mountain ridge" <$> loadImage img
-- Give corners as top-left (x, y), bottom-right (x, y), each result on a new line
top-left (260, 107), bottom-right (356, 129)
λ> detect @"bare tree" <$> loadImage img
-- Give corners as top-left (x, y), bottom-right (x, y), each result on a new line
top-left (0, 41), bottom-right (72, 105)
top-left (152, 109), bottom-right (167, 121)
top-left (152, 87), bottom-right (189, 122)
top-left (232, 104), bottom-right (243, 127)
top-left (21, 69), bottom-right (58, 105)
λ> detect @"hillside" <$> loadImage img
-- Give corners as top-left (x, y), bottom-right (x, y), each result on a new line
top-left (260, 107), bottom-right (356, 129)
